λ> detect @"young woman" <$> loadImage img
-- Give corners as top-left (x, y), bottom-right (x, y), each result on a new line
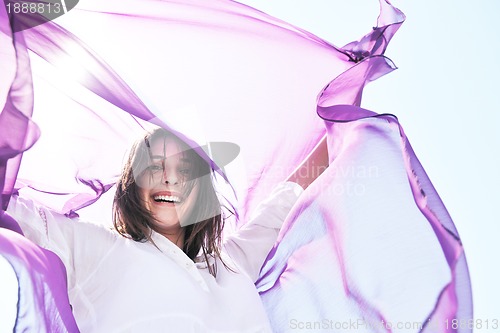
top-left (0, 0), bottom-right (470, 330)
top-left (6, 127), bottom-right (328, 332)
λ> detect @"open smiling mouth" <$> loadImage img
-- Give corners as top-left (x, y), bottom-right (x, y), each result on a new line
top-left (153, 195), bottom-right (182, 204)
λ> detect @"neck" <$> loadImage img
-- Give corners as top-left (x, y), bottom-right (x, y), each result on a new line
top-left (160, 227), bottom-right (185, 249)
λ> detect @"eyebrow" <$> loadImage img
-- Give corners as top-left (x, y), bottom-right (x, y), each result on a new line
top-left (150, 155), bottom-right (193, 163)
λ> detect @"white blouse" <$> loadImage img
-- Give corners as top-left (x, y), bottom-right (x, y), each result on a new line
top-left (7, 182), bottom-right (303, 333)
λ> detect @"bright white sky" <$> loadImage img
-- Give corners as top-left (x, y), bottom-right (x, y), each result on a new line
top-left (239, 0), bottom-right (500, 323)
top-left (1, 0), bottom-right (498, 329)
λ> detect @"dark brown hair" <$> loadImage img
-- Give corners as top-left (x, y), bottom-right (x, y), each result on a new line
top-left (113, 128), bottom-right (226, 276)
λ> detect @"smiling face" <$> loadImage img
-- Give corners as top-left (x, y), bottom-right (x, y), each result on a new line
top-left (113, 128), bottom-right (224, 264)
top-left (137, 136), bottom-right (200, 235)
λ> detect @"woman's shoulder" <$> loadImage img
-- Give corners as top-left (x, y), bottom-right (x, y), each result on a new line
top-left (71, 218), bottom-right (120, 244)
top-left (76, 218), bottom-right (117, 233)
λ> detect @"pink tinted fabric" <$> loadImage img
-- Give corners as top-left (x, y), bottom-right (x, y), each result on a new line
top-left (257, 60), bottom-right (471, 332)
top-left (1, 0), bottom-right (471, 331)
top-left (0, 225), bottom-right (79, 332)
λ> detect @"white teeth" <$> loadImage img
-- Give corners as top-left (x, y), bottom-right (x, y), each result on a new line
top-left (153, 195), bottom-right (181, 203)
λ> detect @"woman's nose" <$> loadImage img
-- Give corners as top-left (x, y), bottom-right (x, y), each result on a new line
top-left (163, 169), bottom-right (179, 185)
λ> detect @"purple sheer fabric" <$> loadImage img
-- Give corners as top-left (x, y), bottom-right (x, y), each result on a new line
top-left (1, 0), bottom-right (471, 331)
top-left (0, 2), bottom-right (38, 212)
top-left (257, 57), bottom-right (472, 331)
top-left (0, 224), bottom-right (79, 332)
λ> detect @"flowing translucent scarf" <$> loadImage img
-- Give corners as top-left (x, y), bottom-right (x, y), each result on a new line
top-left (0, 0), bottom-right (472, 331)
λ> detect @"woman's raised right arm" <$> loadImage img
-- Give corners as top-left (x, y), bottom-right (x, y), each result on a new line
top-left (6, 195), bottom-right (117, 290)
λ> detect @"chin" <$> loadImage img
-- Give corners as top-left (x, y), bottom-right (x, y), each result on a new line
top-left (151, 213), bottom-right (181, 229)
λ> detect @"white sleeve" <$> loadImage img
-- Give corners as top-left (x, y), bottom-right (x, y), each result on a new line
top-left (223, 182), bottom-right (303, 282)
top-left (6, 195), bottom-right (116, 291)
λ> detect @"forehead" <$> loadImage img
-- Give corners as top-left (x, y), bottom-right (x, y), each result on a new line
top-left (148, 136), bottom-right (191, 160)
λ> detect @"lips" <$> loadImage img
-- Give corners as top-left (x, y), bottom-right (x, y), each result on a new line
top-left (152, 191), bottom-right (183, 204)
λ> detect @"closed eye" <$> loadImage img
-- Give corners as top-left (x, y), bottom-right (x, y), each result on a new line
top-left (179, 168), bottom-right (192, 175)
top-left (147, 164), bottom-right (163, 172)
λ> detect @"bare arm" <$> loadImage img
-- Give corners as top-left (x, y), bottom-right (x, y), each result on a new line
top-left (286, 136), bottom-right (329, 190)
